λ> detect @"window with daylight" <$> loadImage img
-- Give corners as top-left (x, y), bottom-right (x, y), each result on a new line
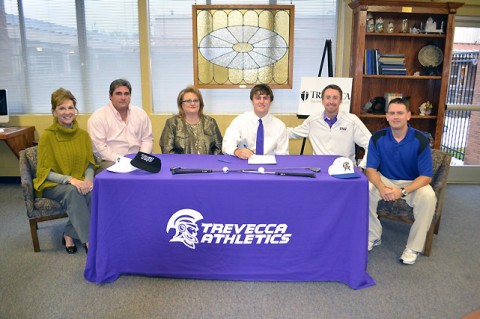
top-left (0, 0), bottom-right (141, 114)
top-left (149, 0), bottom-right (338, 114)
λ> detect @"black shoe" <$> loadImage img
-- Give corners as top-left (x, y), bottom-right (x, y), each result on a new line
top-left (62, 233), bottom-right (77, 254)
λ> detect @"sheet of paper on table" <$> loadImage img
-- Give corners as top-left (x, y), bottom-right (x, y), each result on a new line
top-left (248, 155), bottom-right (277, 165)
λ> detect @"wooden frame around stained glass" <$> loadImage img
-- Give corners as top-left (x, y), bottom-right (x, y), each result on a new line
top-left (193, 5), bottom-right (295, 89)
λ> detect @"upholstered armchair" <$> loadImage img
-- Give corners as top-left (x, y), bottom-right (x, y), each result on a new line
top-left (19, 146), bottom-right (67, 252)
top-left (376, 149), bottom-right (452, 256)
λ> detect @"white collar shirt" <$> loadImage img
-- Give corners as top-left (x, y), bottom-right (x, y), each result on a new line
top-left (222, 111), bottom-right (289, 156)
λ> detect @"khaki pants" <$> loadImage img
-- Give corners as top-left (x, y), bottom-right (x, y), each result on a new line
top-left (368, 174), bottom-right (437, 252)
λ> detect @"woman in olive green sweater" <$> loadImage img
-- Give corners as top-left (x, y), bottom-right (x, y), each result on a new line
top-left (34, 88), bottom-right (96, 254)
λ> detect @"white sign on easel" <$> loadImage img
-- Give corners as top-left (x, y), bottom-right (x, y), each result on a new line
top-left (297, 77), bottom-right (353, 116)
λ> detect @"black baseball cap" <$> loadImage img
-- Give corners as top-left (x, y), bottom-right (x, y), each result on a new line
top-left (130, 152), bottom-right (161, 173)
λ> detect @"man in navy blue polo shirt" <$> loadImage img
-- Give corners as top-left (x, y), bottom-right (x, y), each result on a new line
top-left (366, 98), bottom-right (436, 265)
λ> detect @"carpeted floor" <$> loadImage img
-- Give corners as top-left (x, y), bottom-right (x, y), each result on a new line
top-left (1, 183), bottom-right (479, 319)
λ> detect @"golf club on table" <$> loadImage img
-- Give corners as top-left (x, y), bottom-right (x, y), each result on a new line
top-left (170, 167), bottom-right (250, 174)
top-left (272, 167), bottom-right (321, 173)
top-left (170, 166), bottom-right (317, 178)
top-left (242, 167), bottom-right (316, 178)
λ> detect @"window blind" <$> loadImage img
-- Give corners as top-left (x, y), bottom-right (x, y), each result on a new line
top-left (0, 0), bottom-right (141, 113)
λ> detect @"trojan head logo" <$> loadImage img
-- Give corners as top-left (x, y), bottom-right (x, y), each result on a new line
top-left (166, 209), bottom-right (203, 249)
top-left (300, 91), bottom-right (309, 101)
top-left (343, 161), bottom-right (351, 171)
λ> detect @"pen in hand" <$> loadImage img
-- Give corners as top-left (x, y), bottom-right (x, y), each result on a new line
top-left (235, 144), bottom-right (254, 159)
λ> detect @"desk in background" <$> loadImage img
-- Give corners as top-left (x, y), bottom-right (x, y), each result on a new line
top-left (85, 155), bottom-right (375, 289)
top-left (0, 126), bottom-right (35, 159)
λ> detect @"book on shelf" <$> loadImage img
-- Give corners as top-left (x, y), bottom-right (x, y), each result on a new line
top-left (380, 64), bottom-right (407, 75)
top-left (380, 67), bottom-right (407, 73)
top-left (364, 49), bottom-right (375, 75)
top-left (364, 49), bottom-right (370, 74)
top-left (378, 57), bottom-right (405, 65)
top-left (379, 52), bottom-right (406, 75)
top-left (364, 50), bottom-right (407, 75)
top-left (379, 64), bottom-right (406, 69)
top-left (364, 49), bottom-right (380, 75)
top-left (379, 53), bottom-right (405, 58)
top-left (381, 70), bottom-right (407, 75)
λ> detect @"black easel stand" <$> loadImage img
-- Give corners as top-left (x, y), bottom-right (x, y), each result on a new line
top-left (319, 39), bottom-right (333, 78)
top-left (299, 40), bottom-right (333, 155)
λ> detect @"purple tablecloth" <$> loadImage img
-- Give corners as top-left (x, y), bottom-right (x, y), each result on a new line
top-left (84, 154), bottom-right (375, 289)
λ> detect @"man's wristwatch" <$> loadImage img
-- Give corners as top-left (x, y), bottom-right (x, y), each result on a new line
top-left (401, 187), bottom-right (408, 197)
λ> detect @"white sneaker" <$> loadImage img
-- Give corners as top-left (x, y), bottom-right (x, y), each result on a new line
top-left (368, 239), bottom-right (382, 251)
top-left (400, 248), bottom-right (419, 265)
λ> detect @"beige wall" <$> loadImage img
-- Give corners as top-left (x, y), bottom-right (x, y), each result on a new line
top-left (1, 0), bottom-right (478, 177)
top-left (0, 113), bottom-right (313, 176)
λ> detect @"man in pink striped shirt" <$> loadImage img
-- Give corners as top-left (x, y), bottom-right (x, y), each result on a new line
top-left (88, 79), bottom-right (153, 173)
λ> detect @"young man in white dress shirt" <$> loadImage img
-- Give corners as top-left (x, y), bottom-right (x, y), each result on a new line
top-left (222, 84), bottom-right (289, 159)
top-left (288, 84), bottom-right (371, 168)
top-left (88, 79), bottom-right (153, 173)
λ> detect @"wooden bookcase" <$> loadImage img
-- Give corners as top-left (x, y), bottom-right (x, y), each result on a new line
top-left (348, 0), bottom-right (463, 149)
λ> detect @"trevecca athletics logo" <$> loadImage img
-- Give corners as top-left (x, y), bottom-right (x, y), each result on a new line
top-left (166, 208), bottom-right (292, 250)
top-left (166, 209), bottom-right (203, 249)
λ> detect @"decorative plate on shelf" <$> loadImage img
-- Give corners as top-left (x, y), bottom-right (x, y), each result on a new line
top-left (418, 45), bottom-right (443, 67)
